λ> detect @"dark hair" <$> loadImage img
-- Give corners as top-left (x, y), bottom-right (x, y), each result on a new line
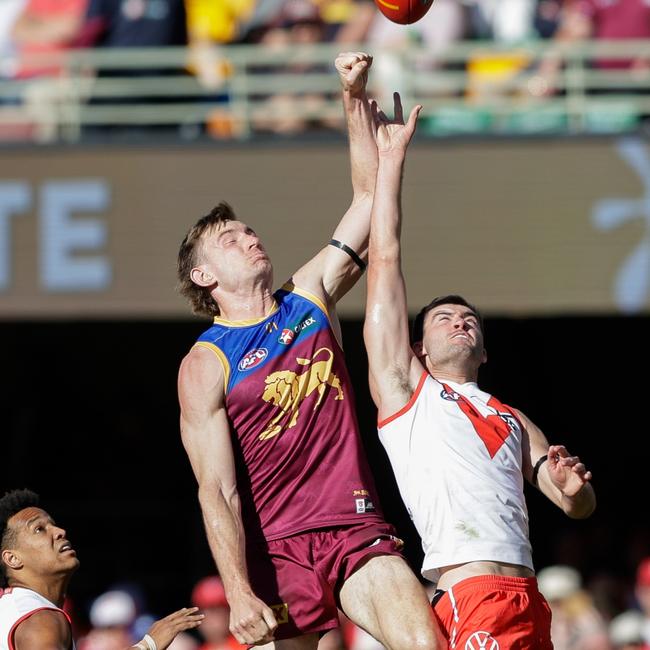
top-left (411, 294), bottom-right (484, 344)
top-left (177, 202), bottom-right (236, 318)
top-left (0, 489), bottom-right (40, 587)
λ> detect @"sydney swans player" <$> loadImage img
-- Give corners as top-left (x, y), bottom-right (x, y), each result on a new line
top-left (363, 93), bottom-right (596, 648)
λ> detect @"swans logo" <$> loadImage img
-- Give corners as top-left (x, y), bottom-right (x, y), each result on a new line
top-left (465, 631), bottom-right (499, 650)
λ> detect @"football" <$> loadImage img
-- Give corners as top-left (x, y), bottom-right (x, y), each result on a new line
top-left (374, 0), bottom-right (434, 24)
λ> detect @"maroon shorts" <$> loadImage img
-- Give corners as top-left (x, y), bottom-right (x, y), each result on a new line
top-left (246, 521), bottom-right (403, 641)
top-left (433, 575), bottom-right (553, 649)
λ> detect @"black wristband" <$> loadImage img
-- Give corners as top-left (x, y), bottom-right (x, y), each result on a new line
top-left (532, 455), bottom-right (548, 487)
top-left (329, 239), bottom-right (366, 271)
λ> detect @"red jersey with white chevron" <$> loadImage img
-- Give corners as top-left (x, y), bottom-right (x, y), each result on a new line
top-left (195, 283), bottom-right (384, 541)
top-left (0, 587), bottom-right (74, 650)
top-left (378, 371), bottom-right (533, 585)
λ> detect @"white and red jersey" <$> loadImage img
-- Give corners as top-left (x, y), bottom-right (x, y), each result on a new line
top-left (378, 371), bottom-right (533, 585)
top-left (0, 586), bottom-right (73, 650)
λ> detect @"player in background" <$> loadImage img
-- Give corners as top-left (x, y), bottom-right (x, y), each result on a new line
top-left (177, 53), bottom-right (444, 650)
top-left (362, 93), bottom-right (596, 648)
top-left (0, 488), bottom-right (203, 650)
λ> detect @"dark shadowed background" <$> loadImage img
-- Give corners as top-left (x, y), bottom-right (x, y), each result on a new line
top-left (1, 314), bottom-right (645, 628)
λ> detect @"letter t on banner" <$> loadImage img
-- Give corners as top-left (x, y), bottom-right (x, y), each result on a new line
top-left (0, 182), bottom-right (30, 290)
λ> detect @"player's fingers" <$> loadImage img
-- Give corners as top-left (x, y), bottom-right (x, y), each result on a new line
top-left (393, 92), bottom-right (404, 123)
top-left (262, 606), bottom-right (279, 633)
top-left (232, 621), bottom-right (256, 646)
top-left (359, 53), bottom-right (373, 68)
top-left (348, 60), bottom-right (368, 84)
top-left (335, 53), bottom-right (356, 72)
top-left (571, 462), bottom-right (588, 475)
top-left (370, 100), bottom-right (380, 124)
top-left (551, 444), bottom-right (569, 458)
top-left (406, 104), bottom-right (422, 131)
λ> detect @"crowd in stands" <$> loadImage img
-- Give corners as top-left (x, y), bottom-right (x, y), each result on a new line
top-left (45, 556), bottom-right (650, 649)
top-left (0, 0), bottom-right (649, 139)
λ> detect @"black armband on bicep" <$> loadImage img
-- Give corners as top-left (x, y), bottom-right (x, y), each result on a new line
top-left (329, 239), bottom-right (366, 271)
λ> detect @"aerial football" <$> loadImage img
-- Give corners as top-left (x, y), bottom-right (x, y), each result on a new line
top-left (374, 0), bottom-right (434, 24)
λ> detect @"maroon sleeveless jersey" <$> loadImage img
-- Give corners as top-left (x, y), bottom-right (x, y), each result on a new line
top-left (195, 284), bottom-right (384, 541)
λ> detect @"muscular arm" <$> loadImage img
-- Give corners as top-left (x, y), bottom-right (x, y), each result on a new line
top-left (293, 52), bottom-right (378, 310)
top-left (363, 97), bottom-right (422, 417)
top-left (517, 409), bottom-right (596, 519)
top-left (178, 347), bottom-right (277, 645)
top-left (13, 609), bottom-right (71, 650)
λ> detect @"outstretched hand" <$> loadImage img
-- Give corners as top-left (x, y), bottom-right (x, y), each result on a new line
top-left (335, 51), bottom-right (373, 95)
top-left (145, 607), bottom-right (204, 649)
top-left (546, 444), bottom-right (592, 497)
top-left (371, 93), bottom-right (422, 156)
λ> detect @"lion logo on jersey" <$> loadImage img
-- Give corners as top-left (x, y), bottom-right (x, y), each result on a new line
top-left (259, 347), bottom-right (344, 440)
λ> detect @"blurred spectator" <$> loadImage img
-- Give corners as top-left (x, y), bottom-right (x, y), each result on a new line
top-left (249, 0), bottom-right (336, 135)
top-left (83, 0), bottom-right (187, 48)
top-left (78, 589), bottom-right (137, 649)
top-left (534, 0), bottom-right (564, 38)
top-left (538, 565), bottom-right (612, 650)
top-left (80, 0), bottom-right (189, 137)
top-left (186, 0), bottom-right (255, 91)
top-left (534, 0), bottom-right (650, 96)
top-left (186, 0), bottom-right (255, 45)
top-left (8, 0), bottom-right (88, 141)
top-left (169, 632), bottom-right (201, 650)
top-left (366, 0), bottom-right (466, 106)
top-left (314, 0), bottom-right (375, 43)
top-left (191, 576), bottom-right (245, 650)
top-left (465, 0), bottom-right (536, 42)
top-left (12, 0), bottom-right (87, 78)
top-left (184, 0), bottom-right (257, 139)
top-left (609, 610), bottom-right (649, 649)
top-left (367, 0), bottom-right (465, 58)
top-left (635, 558), bottom-right (650, 646)
top-left (0, 0), bottom-right (26, 79)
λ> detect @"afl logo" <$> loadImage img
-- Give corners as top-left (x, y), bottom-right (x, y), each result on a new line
top-left (440, 388), bottom-right (460, 401)
top-left (238, 348), bottom-right (268, 371)
top-left (465, 632), bottom-right (499, 650)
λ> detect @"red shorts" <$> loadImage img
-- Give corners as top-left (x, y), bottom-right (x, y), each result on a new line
top-left (246, 521), bottom-right (403, 641)
top-left (433, 575), bottom-right (553, 649)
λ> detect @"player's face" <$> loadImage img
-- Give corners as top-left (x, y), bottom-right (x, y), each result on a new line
top-left (198, 221), bottom-right (272, 289)
top-left (421, 304), bottom-right (486, 369)
top-left (5, 507), bottom-right (79, 578)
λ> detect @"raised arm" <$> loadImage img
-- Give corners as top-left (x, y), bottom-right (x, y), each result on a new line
top-left (178, 347), bottom-right (277, 646)
top-left (293, 52), bottom-right (378, 306)
top-left (363, 94), bottom-right (422, 418)
top-left (517, 409), bottom-right (596, 519)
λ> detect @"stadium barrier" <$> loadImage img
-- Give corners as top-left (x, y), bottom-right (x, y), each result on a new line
top-left (1, 40), bottom-right (650, 142)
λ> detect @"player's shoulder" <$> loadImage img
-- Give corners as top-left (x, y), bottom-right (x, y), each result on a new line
top-left (13, 607), bottom-right (70, 646)
top-left (178, 344), bottom-right (225, 391)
